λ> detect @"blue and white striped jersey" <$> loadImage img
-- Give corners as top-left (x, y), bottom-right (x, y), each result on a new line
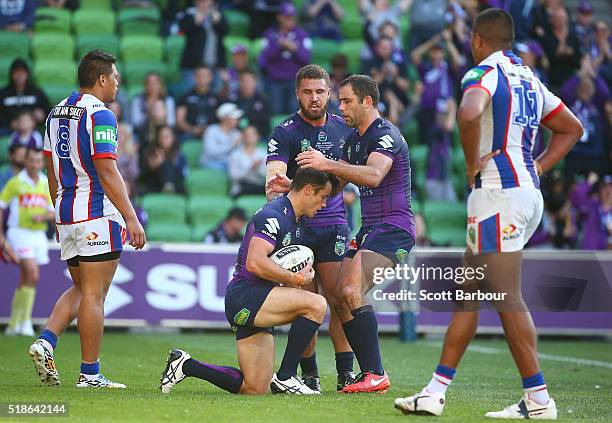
top-left (461, 50), bottom-right (565, 190)
top-left (44, 92), bottom-right (119, 224)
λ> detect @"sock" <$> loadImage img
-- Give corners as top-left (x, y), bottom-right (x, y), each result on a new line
top-left (183, 359), bottom-right (243, 394)
top-left (341, 305), bottom-right (384, 375)
top-left (522, 372), bottom-right (550, 405)
top-left (8, 287), bottom-right (24, 329)
top-left (335, 352), bottom-right (355, 374)
top-left (81, 361), bottom-right (100, 376)
top-left (300, 353), bottom-right (319, 376)
top-left (425, 364), bottom-right (456, 394)
top-left (21, 287), bottom-right (36, 322)
top-left (277, 317), bottom-right (321, 381)
top-left (39, 329), bottom-right (58, 350)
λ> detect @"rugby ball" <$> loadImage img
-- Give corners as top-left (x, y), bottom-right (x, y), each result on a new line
top-left (271, 245), bottom-right (314, 273)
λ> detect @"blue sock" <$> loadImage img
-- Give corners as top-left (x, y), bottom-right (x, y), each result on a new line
top-left (522, 372), bottom-right (545, 389)
top-left (435, 364), bottom-right (456, 379)
top-left (342, 305), bottom-right (384, 375)
top-left (277, 317), bottom-right (321, 381)
top-left (300, 353), bottom-right (318, 376)
top-left (426, 364), bottom-right (456, 393)
top-left (522, 371), bottom-right (550, 405)
top-left (335, 352), bottom-right (355, 374)
top-left (39, 329), bottom-right (58, 349)
top-left (81, 361), bottom-right (100, 375)
top-left (183, 359), bottom-right (243, 394)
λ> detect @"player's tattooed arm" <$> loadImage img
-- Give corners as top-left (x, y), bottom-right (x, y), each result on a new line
top-left (246, 237), bottom-right (314, 287)
top-left (265, 160), bottom-right (289, 200)
top-left (538, 105), bottom-right (583, 175)
top-left (296, 148), bottom-right (390, 188)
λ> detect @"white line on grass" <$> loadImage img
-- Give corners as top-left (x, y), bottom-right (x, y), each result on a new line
top-left (423, 342), bottom-right (612, 369)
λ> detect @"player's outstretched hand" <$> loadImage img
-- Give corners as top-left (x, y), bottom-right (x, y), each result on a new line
top-left (298, 261), bottom-right (315, 286)
top-left (126, 216), bottom-right (146, 250)
top-left (467, 149), bottom-right (501, 188)
top-left (296, 149), bottom-right (329, 171)
top-left (265, 172), bottom-right (291, 196)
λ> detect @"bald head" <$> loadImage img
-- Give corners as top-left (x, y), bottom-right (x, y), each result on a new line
top-left (473, 8), bottom-right (515, 50)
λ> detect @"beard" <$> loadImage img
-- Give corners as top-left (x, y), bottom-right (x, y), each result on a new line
top-left (299, 98), bottom-right (328, 121)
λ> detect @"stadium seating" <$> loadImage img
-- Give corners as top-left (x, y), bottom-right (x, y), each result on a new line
top-left (165, 35), bottom-right (185, 82)
top-left (79, 0), bottom-right (112, 9)
top-left (423, 201), bottom-right (466, 246)
top-left (35, 7), bottom-right (72, 34)
top-left (0, 137), bottom-right (9, 163)
top-left (147, 222), bottom-right (192, 242)
top-left (123, 60), bottom-right (166, 92)
top-left (339, 40), bottom-right (364, 74)
top-left (249, 38), bottom-right (265, 68)
top-left (141, 193), bottom-right (187, 223)
top-left (119, 7), bottom-right (161, 36)
top-left (0, 31), bottom-right (29, 62)
top-left (77, 34), bottom-right (120, 58)
top-left (72, 9), bottom-right (116, 35)
top-left (340, 10), bottom-right (363, 40)
top-left (32, 33), bottom-right (75, 61)
top-left (235, 195), bottom-right (267, 217)
top-left (188, 195), bottom-right (233, 227)
top-left (186, 168), bottom-right (228, 196)
top-left (43, 85), bottom-right (73, 105)
top-left (225, 9), bottom-right (249, 38)
top-left (34, 60), bottom-right (77, 86)
top-left (192, 223), bottom-right (216, 242)
top-left (180, 140), bottom-right (203, 169)
top-left (0, 57), bottom-right (15, 86)
top-left (120, 35), bottom-right (163, 62)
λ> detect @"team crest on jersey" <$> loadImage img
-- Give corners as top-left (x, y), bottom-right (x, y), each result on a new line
top-left (233, 308), bottom-right (250, 326)
top-left (395, 248), bottom-right (408, 264)
top-left (282, 232), bottom-right (292, 246)
top-left (300, 139), bottom-right (310, 152)
top-left (317, 131), bottom-right (327, 142)
top-left (55, 125), bottom-right (71, 159)
top-left (468, 226), bottom-right (476, 245)
top-left (334, 240), bottom-right (346, 256)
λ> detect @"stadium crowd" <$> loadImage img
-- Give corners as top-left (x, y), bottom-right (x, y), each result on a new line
top-left (0, 0), bottom-right (610, 249)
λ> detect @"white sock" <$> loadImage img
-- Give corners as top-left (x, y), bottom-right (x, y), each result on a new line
top-left (524, 384), bottom-right (550, 405)
top-left (425, 372), bottom-right (452, 394)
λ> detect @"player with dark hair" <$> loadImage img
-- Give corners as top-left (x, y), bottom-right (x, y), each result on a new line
top-left (265, 64), bottom-right (357, 391)
top-left (29, 50), bottom-right (146, 388)
top-left (160, 168), bottom-right (337, 396)
top-left (278, 74), bottom-right (416, 393)
top-left (394, 9), bottom-right (583, 418)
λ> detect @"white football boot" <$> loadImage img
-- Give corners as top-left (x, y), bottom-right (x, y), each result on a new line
top-left (270, 373), bottom-right (321, 395)
top-left (76, 373), bottom-right (126, 388)
top-left (29, 340), bottom-right (60, 386)
top-left (160, 349), bottom-right (191, 394)
top-left (485, 394), bottom-right (557, 419)
top-left (394, 389), bottom-right (446, 416)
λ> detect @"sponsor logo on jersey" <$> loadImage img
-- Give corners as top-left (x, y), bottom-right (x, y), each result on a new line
top-left (467, 216), bottom-right (477, 224)
top-left (93, 125), bottom-right (118, 146)
top-left (51, 105), bottom-right (85, 120)
top-left (86, 232), bottom-right (99, 241)
top-left (378, 134), bottom-right (394, 149)
top-left (461, 68), bottom-right (486, 87)
top-left (347, 146), bottom-right (352, 160)
top-left (282, 119), bottom-right (293, 127)
top-left (264, 218), bottom-right (280, 235)
top-left (348, 238), bottom-right (358, 251)
top-left (268, 138), bottom-right (278, 153)
top-left (295, 227), bottom-right (300, 238)
top-left (317, 131), bottom-right (327, 142)
top-left (18, 194), bottom-right (48, 208)
top-left (233, 308), bottom-right (250, 326)
top-left (502, 224), bottom-right (521, 241)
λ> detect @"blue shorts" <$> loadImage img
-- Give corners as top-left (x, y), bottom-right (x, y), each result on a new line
top-left (225, 278), bottom-right (275, 340)
top-left (346, 224), bottom-right (415, 264)
top-left (300, 223), bottom-right (350, 263)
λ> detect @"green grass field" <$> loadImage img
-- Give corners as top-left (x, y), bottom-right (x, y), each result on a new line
top-left (1, 332), bottom-right (611, 422)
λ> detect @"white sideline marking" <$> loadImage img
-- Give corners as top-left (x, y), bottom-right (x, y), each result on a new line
top-left (423, 342), bottom-right (612, 369)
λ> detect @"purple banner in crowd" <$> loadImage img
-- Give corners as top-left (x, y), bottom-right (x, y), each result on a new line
top-left (0, 246), bottom-right (611, 335)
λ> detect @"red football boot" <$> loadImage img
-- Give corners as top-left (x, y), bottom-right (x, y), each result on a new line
top-left (341, 371), bottom-right (390, 393)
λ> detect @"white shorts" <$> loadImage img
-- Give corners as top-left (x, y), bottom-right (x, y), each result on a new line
top-left (6, 227), bottom-right (49, 265)
top-left (466, 187), bottom-right (544, 255)
top-left (58, 214), bottom-right (126, 261)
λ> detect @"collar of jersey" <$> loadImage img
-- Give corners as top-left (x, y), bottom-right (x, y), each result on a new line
top-left (18, 169), bottom-right (42, 187)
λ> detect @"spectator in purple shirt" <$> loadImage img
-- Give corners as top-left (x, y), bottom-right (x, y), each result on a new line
top-left (574, 0), bottom-right (595, 56)
top-left (9, 111), bottom-right (42, 150)
top-left (259, 3), bottom-right (312, 115)
top-left (580, 175), bottom-right (612, 250)
top-left (0, 0), bottom-right (35, 32)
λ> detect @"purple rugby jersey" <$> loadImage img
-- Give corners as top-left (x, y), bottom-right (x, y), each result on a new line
top-left (341, 117), bottom-right (416, 239)
top-left (266, 112), bottom-right (355, 227)
top-left (230, 196), bottom-right (300, 284)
